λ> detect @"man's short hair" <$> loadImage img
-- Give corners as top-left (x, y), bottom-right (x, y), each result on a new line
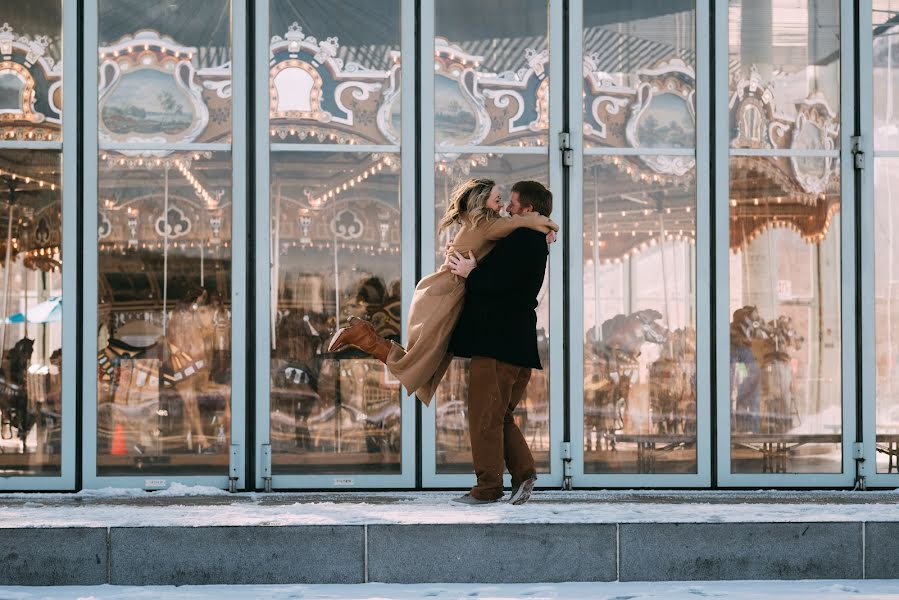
top-left (511, 180), bottom-right (553, 216)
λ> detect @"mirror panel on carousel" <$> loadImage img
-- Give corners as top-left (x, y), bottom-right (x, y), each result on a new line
top-left (95, 1), bottom-right (234, 476)
top-left (432, 0), bottom-right (552, 475)
top-left (727, 0), bottom-right (842, 474)
top-left (0, 2), bottom-right (65, 476)
top-left (873, 0), bottom-right (899, 474)
top-left (580, 2), bottom-right (698, 475)
top-left (268, 0), bottom-right (404, 475)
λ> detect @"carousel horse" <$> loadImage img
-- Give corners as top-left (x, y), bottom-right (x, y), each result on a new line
top-left (585, 310), bottom-right (668, 451)
top-left (649, 327), bottom-right (697, 436)
top-left (759, 316), bottom-right (804, 434)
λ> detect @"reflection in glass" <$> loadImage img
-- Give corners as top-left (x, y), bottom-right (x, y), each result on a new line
top-left (0, 1), bottom-right (63, 142)
top-left (98, 0), bottom-right (232, 145)
top-left (728, 162), bottom-right (842, 473)
top-left (270, 152), bottom-right (402, 474)
top-left (583, 2), bottom-right (695, 149)
top-left (96, 152), bottom-right (232, 476)
top-left (435, 0), bottom-right (548, 148)
top-left (0, 151), bottom-right (62, 475)
top-left (269, 0), bottom-right (401, 145)
top-left (581, 157), bottom-right (697, 474)
top-left (433, 154), bottom-right (551, 474)
top-left (875, 162), bottom-right (899, 473)
top-left (874, 1), bottom-right (899, 150)
top-left (728, 0), bottom-right (840, 140)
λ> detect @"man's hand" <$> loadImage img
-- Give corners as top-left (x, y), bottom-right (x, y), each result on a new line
top-left (448, 250), bottom-right (477, 278)
top-left (546, 231), bottom-right (557, 244)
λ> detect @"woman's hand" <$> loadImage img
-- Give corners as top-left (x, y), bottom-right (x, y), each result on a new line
top-left (546, 231), bottom-right (557, 244)
top-left (448, 250), bottom-right (477, 278)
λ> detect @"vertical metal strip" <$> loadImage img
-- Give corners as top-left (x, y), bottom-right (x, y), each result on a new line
top-left (547, 0), bottom-right (564, 486)
top-left (419, 0), bottom-right (437, 486)
top-left (694, 0), bottom-right (712, 485)
top-left (253, 0), bottom-right (272, 490)
top-left (568, 0), bottom-right (586, 485)
top-left (81, 0), bottom-right (100, 489)
top-left (713, 0), bottom-right (732, 485)
top-left (230, 0), bottom-right (248, 489)
top-left (400, 0), bottom-right (417, 487)
top-left (858, 0), bottom-right (878, 483)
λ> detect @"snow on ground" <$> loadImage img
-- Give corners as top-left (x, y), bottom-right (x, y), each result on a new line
top-left (1, 489), bottom-right (899, 527)
top-left (0, 580), bottom-right (898, 600)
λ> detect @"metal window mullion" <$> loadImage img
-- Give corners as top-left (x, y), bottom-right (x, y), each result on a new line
top-left (713, 0), bottom-right (733, 486)
top-left (568, 0), bottom-right (587, 487)
top-left (419, 0), bottom-right (438, 487)
top-left (270, 143), bottom-right (400, 153)
top-left (694, 0), bottom-right (712, 487)
top-left (229, 0), bottom-right (248, 490)
top-left (253, 0), bottom-right (272, 491)
top-left (398, 0), bottom-right (417, 488)
top-left (0, 141), bottom-right (64, 150)
top-left (98, 142), bottom-right (232, 152)
top-left (582, 147), bottom-right (695, 156)
top-left (728, 148), bottom-right (840, 157)
top-left (434, 145), bottom-right (549, 155)
top-left (81, 0), bottom-right (101, 488)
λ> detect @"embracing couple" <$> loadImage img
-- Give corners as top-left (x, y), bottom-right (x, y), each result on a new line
top-left (329, 179), bottom-right (557, 506)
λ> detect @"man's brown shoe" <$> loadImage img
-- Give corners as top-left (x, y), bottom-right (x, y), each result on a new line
top-left (327, 316), bottom-right (392, 363)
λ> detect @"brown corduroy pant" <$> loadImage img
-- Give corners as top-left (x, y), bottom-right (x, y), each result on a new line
top-left (467, 356), bottom-right (537, 501)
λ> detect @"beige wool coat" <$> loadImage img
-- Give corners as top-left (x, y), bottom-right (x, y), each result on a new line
top-left (385, 212), bottom-right (558, 405)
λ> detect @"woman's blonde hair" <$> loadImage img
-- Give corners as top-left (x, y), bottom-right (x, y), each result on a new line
top-left (437, 178), bottom-right (497, 233)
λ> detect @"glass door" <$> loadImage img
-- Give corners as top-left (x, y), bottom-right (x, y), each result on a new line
top-left (569, 0), bottom-right (712, 487)
top-left (861, 0), bottom-right (899, 487)
top-left (0, 0), bottom-right (78, 490)
top-left (82, 0), bottom-right (247, 489)
top-left (714, 0), bottom-right (856, 486)
top-left (254, 0), bottom-right (417, 489)
top-left (419, 0), bottom-right (565, 489)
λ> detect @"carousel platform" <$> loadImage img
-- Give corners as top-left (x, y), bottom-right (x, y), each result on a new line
top-left (0, 489), bottom-right (898, 586)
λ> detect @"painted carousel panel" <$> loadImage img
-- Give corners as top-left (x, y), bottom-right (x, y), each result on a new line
top-left (98, 0), bottom-right (232, 146)
top-left (432, 154), bottom-right (552, 475)
top-left (0, 9), bottom-right (63, 143)
top-left (874, 158), bottom-right (899, 473)
top-left (728, 0), bottom-right (840, 150)
top-left (582, 2), bottom-right (696, 151)
top-left (581, 155), bottom-right (697, 475)
top-left (727, 163), bottom-right (843, 474)
top-left (0, 149), bottom-right (62, 476)
top-left (96, 150), bottom-right (233, 477)
top-left (434, 0), bottom-right (549, 149)
top-left (268, 0), bottom-right (401, 147)
top-left (269, 150), bottom-right (402, 475)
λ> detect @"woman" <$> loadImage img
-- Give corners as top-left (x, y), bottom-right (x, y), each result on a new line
top-left (328, 178), bottom-right (558, 405)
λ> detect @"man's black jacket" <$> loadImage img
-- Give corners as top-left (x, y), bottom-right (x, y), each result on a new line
top-left (449, 227), bottom-right (548, 369)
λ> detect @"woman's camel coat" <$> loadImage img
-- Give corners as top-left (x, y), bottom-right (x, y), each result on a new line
top-left (385, 212), bottom-right (558, 405)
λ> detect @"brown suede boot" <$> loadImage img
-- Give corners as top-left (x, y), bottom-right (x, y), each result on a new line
top-left (327, 316), bottom-right (392, 363)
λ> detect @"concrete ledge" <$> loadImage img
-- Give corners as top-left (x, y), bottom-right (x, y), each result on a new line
top-left (619, 522), bottom-right (863, 581)
top-left (0, 528), bottom-right (107, 585)
top-left (863, 522), bottom-right (899, 580)
top-left (109, 526), bottom-right (364, 585)
top-left (367, 524), bottom-right (617, 583)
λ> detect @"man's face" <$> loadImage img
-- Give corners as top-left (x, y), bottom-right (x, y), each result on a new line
top-left (508, 191), bottom-right (533, 216)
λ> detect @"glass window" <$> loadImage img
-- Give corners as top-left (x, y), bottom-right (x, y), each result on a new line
top-left (432, 0), bottom-right (553, 476)
top-left (580, 2), bottom-right (698, 475)
top-left (728, 0), bottom-right (842, 474)
top-left (95, 2), bottom-right (234, 476)
top-left (269, 1), bottom-right (404, 475)
top-left (873, 0), bottom-right (899, 474)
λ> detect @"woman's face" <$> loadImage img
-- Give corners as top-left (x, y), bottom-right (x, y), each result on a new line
top-left (484, 186), bottom-right (503, 213)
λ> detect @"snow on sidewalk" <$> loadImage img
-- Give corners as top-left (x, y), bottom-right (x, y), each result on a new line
top-left (0, 580), bottom-right (898, 599)
top-left (0, 487), bottom-right (898, 527)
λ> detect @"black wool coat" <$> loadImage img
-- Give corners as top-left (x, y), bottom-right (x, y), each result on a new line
top-left (449, 227), bottom-right (548, 369)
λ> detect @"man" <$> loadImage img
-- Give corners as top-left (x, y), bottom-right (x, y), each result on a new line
top-left (446, 180), bottom-right (553, 506)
